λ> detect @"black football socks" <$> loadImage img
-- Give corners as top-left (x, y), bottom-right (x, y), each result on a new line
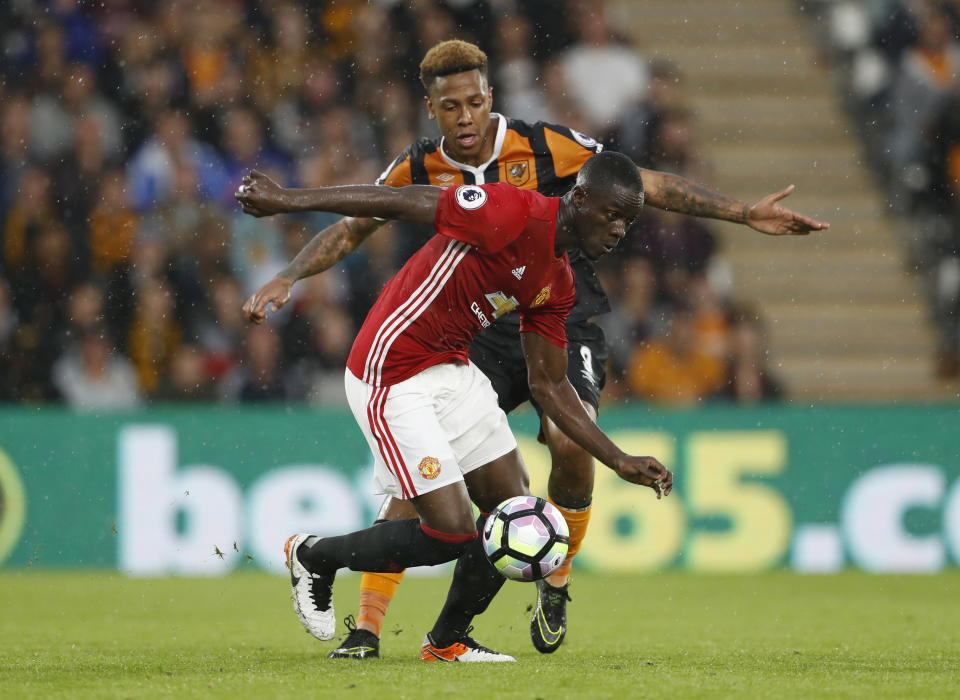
top-left (296, 518), bottom-right (476, 575)
top-left (429, 513), bottom-right (506, 647)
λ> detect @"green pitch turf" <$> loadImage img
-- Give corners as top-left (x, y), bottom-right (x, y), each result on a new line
top-left (1, 571), bottom-right (957, 698)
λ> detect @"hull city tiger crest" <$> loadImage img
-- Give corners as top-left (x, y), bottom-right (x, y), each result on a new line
top-left (531, 286), bottom-right (551, 308)
top-left (418, 456), bottom-right (441, 480)
top-left (505, 159), bottom-right (531, 187)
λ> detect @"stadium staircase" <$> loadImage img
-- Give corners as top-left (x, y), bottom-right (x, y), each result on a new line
top-left (614, 0), bottom-right (953, 400)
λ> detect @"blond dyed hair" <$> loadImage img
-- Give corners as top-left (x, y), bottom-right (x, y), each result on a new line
top-left (419, 40), bottom-right (488, 92)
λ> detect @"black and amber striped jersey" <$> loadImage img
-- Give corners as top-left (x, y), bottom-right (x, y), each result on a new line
top-left (375, 114), bottom-right (610, 324)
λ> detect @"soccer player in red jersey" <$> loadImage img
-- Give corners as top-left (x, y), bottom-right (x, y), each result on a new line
top-left (236, 40), bottom-right (829, 657)
top-left (243, 151), bottom-right (672, 662)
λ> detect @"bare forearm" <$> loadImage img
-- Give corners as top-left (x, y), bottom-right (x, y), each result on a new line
top-left (641, 168), bottom-right (747, 223)
top-left (280, 216), bottom-right (382, 281)
top-left (275, 184), bottom-right (440, 223)
top-left (530, 379), bottom-right (626, 470)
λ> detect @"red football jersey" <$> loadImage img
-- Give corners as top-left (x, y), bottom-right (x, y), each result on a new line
top-left (346, 182), bottom-right (575, 387)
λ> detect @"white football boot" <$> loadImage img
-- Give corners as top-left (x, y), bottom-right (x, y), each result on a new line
top-left (419, 628), bottom-right (516, 662)
top-left (284, 533), bottom-right (336, 641)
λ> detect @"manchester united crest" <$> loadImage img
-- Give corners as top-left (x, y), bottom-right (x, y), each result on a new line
top-left (505, 159), bottom-right (531, 186)
top-left (418, 456), bottom-right (441, 480)
top-left (531, 286), bottom-right (551, 308)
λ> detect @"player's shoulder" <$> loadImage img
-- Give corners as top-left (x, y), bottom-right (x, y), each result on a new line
top-left (376, 136), bottom-right (441, 185)
top-left (402, 136), bottom-right (441, 161)
top-left (479, 182), bottom-right (551, 210)
top-left (503, 116), bottom-right (602, 153)
top-left (449, 181), bottom-right (540, 213)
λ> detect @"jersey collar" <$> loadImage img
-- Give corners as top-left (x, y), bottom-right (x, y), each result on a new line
top-left (438, 113), bottom-right (507, 184)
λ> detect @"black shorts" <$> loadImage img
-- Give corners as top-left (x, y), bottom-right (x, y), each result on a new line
top-left (468, 321), bottom-right (608, 418)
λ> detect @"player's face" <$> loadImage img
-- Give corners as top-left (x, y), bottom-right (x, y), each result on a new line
top-left (574, 184), bottom-right (644, 261)
top-left (425, 70), bottom-right (495, 166)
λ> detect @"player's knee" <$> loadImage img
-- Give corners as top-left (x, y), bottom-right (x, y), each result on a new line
top-left (475, 488), bottom-right (527, 515)
top-left (418, 522), bottom-right (477, 564)
top-left (419, 507), bottom-right (478, 537)
top-left (481, 470), bottom-right (531, 513)
top-left (421, 522), bottom-right (476, 546)
top-left (516, 466), bottom-right (531, 494)
top-left (379, 496), bottom-right (418, 521)
top-left (544, 423), bottom-right (594, 474)
top-left (543, 422), bottom-right (594, 506)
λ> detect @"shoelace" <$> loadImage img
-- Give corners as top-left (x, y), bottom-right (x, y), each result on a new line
top-left (336, 614), bottom-right (375, 649)
top-left (308, 573), bottom-right (333, 610)
top-left (460, 626), bottom-right (497, 653)
top-left (343, 614), bottom-right (357, 633)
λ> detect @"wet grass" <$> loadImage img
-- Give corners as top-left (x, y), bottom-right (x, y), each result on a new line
top-left (1, 570), bottom-right (958, 698)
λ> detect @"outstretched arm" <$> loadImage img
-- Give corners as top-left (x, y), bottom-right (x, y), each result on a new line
top-left (242, 214), bottom-right (386, 324)
top-left (234, 169), bottom-right (398, 280)
top-left (639, 167), bottom-right (830, 235)
top-left (237, 171), bottom-right (444, 324)
top-left (237, 170), bottom-right (441, 224)
top-left (280, 215), bottom-right (384, 282)
top-left (521, 331), bottom-right (673, 498)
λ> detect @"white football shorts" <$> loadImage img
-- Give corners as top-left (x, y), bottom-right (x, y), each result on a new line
top-left (344, 362), bottom-right (518, 499)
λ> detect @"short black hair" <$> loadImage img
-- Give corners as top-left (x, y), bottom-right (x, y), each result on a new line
top-left (576, 151), bottom-right (643, 199)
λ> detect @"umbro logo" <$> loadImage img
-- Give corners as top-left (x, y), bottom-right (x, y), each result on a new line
top-left (512, 266), bottom-right (526, 280)
top-left (436, 173), bottom-right (455, 182)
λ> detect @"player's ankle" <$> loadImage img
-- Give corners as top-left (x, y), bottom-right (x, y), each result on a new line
top-left (427, 627), bottom-right (458, 649)
top-left (356, 619), bottom-right (380, 637)
top-left (545, 572), bottom-right (569, 588)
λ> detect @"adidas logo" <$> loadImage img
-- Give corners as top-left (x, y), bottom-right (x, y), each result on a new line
top-left (512, 266), bottom-right (526, 280)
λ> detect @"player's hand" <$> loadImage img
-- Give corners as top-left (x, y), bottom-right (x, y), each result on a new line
top-left (235, 170), bottom-right (290, 217)
top-left (242, 277), bottom-right (294, 324)
top-left (613, 456), bottom-right (673, 499)
top-left (745, 185), bottom-right (830, 236)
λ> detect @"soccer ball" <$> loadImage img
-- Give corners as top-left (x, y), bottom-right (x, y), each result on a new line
top-left (482, 496), bottom-right (569, 582)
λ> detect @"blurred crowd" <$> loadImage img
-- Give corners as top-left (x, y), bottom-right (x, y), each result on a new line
top-left (816, 0), bottom-right (960, 375)
top-left (0, 0), bottom-right (781, 410)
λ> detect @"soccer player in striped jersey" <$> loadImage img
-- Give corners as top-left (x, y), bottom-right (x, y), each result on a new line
top-left (243, 151), bottom-right (672, 662)
top-left (235, 39), bottom-right (828, 658)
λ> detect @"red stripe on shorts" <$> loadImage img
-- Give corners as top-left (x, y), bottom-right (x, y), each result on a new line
top-left (366, 386), bottom-right (411, 499)
top-left (375, 386), bottom-right (417, 497)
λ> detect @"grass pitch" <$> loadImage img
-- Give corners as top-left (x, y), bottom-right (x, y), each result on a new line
top-left (1, 570), bottom-right (957, 698)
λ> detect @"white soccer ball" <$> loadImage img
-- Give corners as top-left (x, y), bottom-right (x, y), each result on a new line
top-left (482, 496), bottom-right (569, 582)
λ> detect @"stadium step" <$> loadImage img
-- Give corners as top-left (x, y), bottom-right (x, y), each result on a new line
top-left (774, 354), bottom-right (935, 397)
top-left (614, 0), bottom-right (944, 400)
top-left (629, 16), bottom-right (804, 46)
top-left (673, 94), bottom-right (847, 130)
top-left (629, 0), bottom-right (800, 23)
top-left (695, 114), bottom-right (851, 142)
top-left (730, 269), bottom-right (922, 304)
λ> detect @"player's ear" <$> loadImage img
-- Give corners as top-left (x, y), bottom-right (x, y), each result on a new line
top-left (424, 94), bottom-right (436, 121)
top-left (571, 185), bottom-right (588, 210)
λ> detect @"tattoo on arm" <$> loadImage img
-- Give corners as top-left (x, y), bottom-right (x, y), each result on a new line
top-left (645, 170), bottom-right (747, 223)
top-left (281, 217), bottom-right (379, 281)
